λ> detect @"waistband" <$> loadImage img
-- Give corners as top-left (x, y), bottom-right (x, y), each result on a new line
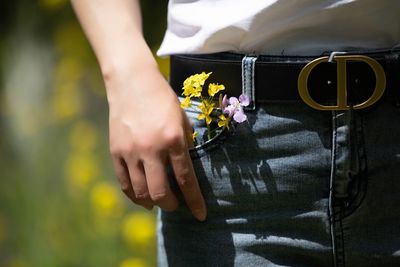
top-left (169, 50), bottom-right (400, 110)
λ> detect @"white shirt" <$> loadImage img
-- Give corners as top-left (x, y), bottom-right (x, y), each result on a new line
top-left (157, 0), bottom-right (400, 56)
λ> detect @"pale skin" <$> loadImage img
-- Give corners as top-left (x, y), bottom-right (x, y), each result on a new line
top-left (71, 0), bottom-right (207, 221)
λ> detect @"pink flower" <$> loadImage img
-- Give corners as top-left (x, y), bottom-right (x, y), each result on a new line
top-left (223, 94), bottom-right (250, 123)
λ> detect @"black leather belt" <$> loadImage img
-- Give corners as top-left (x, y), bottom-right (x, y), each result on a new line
top-left (170, 51), bottom-right (400, 109)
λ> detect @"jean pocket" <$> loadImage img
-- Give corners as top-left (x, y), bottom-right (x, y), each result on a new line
top-left (180, 97), bottom-right (233, 159)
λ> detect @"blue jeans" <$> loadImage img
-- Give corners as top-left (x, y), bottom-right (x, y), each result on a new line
top-left (157, 90), bottom-right (400, 266)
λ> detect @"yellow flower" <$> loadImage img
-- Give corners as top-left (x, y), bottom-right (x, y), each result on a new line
top-left (180, 97), bottom-right (192, 109)
top-left (218, 114), bottom-right (230, 129)
top-left (182, 72), bottom-right (212, 98)
top-left (182, 83), bottom-right (202, 98)
top-left (122, 212), bottom-right (156, 247)
top-left (208, 83), bottom-right (225, 97)
top-left (91, 182), bottom-right (122, 217)
top-left (192, 131), bottom-right (198, 141)
top-left (185, 72), bottom-right (211, 88)
top-left (119, 258), bottom-right (148, 267)
top-left (198, 100), bottom-right (215, 125)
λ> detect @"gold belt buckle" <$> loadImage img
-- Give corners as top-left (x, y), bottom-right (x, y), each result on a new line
top-left (297, 53), bottom-right (386, 110)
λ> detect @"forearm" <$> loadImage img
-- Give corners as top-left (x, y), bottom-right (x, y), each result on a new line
top-left (70, 0), bottom-right (158, 80)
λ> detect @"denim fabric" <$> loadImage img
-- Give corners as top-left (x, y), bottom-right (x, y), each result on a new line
top-left (157, 96), bottom-right (400, 266)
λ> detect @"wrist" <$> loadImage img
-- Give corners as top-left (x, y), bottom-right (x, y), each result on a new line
top-left (103, 55), bottom-right (168, 105)
top-left (101, 47), bottom-right (158, 83)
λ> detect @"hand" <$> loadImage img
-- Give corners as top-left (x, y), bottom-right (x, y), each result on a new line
top-left (106, 67), bottom-right (207, 221)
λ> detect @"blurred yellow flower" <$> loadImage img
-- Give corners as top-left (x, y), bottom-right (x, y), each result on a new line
top-left (52, 81), bottom-right (83, 122)
top-left (38, 0), bottom-right (67, 10)
top-left (122, 212), bottom-right (156, 247)
top-left (7, 259), bottom-right (27, 267)
top-left (0, 215), bottom-right (5, 243)
top-left (55, 57), bottom-right (82, 86)
top-left (86, 70), bottom-right (106, 97)
top-left (208, 83), bottom-right (225, 97)
top-left (51, 54), bottom-right (84, 123)
top-left (65, 152), bottom-right (98, 189)
top-left (69, 120), bottom-right (99, 152)
top-left (154, 53), bottom-right (170, 78)
top-left (54, 21), bottom-right (91, 60)
top-left (91, 182), bottom-right (122, 217)
top-left (119, 258), bottom-right (148, 267)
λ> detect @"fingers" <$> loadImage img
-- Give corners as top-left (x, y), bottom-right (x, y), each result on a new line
top-left (112, 154), bottom-right (180, 212)
top-left (126, 159), bottom-right (154, 209)
top-left (169, 139), bottom-right (207, 221)
top-left (110, 108), bottom-right (206, 220)
top-left (143, 156), bottom-right (179, 212)
top-left (112, 157), bottom-right (153, 210)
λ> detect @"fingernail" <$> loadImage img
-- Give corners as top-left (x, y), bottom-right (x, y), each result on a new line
top-left (193, 209), bottom-right (207, 222)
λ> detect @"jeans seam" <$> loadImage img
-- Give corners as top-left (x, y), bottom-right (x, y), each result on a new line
top-left (329, 110), bottom-right (337, 267)
top-left (329, 110), bottom-right (346, 267)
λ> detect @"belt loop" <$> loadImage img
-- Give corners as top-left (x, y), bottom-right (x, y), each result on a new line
top-left (241, 55), bottom-right (258, 110)
top-left (328, 51), bottom-right (347, 63)
top-left (384, 52), bottom-right (400, 106)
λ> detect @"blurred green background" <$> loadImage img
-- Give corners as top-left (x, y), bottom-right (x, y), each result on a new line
top-left (0, 1), bottom-right (169, 266)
